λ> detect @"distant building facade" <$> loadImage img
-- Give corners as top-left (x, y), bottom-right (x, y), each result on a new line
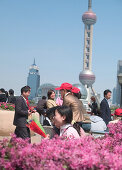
top-left (27, 59), bottom-right (40, 100)
top-left (116, 60), bottom-right (122, 105)
top-left (112, 87), bottom-right (116, 104)
top-left (37, 83), bottom-right (58, 98)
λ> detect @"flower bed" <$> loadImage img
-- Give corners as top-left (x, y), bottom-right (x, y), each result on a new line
top-left (0, 121), bottom-right (122, 170)
top-left (0, 102), bottom-right (15, 111)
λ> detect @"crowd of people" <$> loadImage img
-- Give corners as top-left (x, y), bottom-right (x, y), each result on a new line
top-left (10, 83), bottom-right (122, 142)
top-left (1, 83), bottom-right (121, 142)
top-left (0, 88), bottom-right (16, 104)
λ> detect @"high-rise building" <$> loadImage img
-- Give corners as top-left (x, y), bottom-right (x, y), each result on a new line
top-left (116, 60), bottom-right (122, 105)
top-left (79, 0), bottom-right (97, 102)
top-left (27, 59), bottom-right (40, 100)
top-left (112, 87), bottom-right (116, 104)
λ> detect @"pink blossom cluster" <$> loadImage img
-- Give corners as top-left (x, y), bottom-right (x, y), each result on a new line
top-left (0, 121), bottom-right (122, 170)
top-left (0, 102), bottom-right (15, 111)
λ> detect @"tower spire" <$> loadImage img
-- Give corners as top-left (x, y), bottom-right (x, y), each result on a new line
top-left (79, 0), bottom-right (97, 88)
top-left (88, 0), bottom-right (92, 11)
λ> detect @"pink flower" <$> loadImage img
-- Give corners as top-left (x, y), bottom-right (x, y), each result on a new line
top-left (0, 121), bottom-right (121, 169)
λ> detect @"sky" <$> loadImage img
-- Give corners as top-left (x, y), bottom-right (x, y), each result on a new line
top-left (0, 0), bottom-right (122, 97)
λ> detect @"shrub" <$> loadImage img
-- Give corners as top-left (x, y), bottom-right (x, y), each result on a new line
top-left (0, 121), bottom-right (122, 170)
top-left (0, 102), bottom-right (15, 111)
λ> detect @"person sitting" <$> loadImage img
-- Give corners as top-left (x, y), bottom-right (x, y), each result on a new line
top-left (109, 108), bottom-right (122, 124)
top-left (90, 115), bottom-right (107, 132)
top-left (8, 89), bottom-right (16, 104)
top-left (88, 96), bottom-right (98, 115)
top-left (53, 106), bottom-right (85, 139)
top-left (46, 106), bottom-right (60, 136)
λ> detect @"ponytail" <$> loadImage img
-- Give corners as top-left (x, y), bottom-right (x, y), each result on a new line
top-left (73, 123), bottom-right (81, 136)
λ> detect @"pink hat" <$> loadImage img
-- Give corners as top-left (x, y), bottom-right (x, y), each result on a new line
top-left (71, 86), bottom-right (80, 93)
top-left (55, 82), bottom-right (72, 90)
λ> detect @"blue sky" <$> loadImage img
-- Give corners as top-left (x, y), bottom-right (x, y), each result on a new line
top-left (0, 0), bottom-right (122, 97)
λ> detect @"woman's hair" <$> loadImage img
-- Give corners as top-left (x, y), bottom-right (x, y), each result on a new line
top-left (55, 106), bottom-right (81, 136)
top-left (46, 106), bottom-right (59, 120)
top-left (0, 88), bottom-right (6, 93)
top-left (73, 91), bottom-right (82, 99)
top-left (47, 89), bottom-right (55, 99)
top-left (56, 106), bottom-right (73, 124)
top-left (73, 123), bottom-right (81, 136)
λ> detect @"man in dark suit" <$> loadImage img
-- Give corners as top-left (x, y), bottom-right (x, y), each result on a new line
top-left (100, 89), bottom-right (112, 125)
top-left (13, 86), bottom-right (32, 141)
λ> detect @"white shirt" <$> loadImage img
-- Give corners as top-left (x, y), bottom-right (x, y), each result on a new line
top-left (104, 97), bottom-right (110, 107)
top-left (21, 95), bottom-right (28, 107)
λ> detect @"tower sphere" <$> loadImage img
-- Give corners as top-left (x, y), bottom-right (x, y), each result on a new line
top-left (82, 11), bottom-right (97, 25)
top-left (79, 70), bottom-right (95, 87)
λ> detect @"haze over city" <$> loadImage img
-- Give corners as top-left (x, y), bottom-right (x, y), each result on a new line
top-left (0, 0), bottom-right (122, 98)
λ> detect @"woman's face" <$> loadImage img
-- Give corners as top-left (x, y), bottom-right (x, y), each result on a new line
top-left (50, 91), bottom-right (55, 99)
top-left (54, 110), bottom-right (65, 128)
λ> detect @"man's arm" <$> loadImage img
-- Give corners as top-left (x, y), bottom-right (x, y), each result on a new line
top-left (15, 98), bottom-right (29, 116)
top-left (100, 101), bottom-right (106, 119)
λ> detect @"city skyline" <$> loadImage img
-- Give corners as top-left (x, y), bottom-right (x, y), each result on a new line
top-left (0, 0), bottom-right (122, 99)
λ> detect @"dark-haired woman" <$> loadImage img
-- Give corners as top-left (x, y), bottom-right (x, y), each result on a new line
top-left (54, 106), bottom-right (85, 139)
top-left (46, 89), bottom-right (57, 109)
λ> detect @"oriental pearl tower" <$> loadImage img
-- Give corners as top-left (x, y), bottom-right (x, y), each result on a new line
top-left (79, 0), bottom-right (97, 102)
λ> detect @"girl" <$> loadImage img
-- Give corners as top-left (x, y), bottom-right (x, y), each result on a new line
top-left (54, 106), bottom-right (85, 139)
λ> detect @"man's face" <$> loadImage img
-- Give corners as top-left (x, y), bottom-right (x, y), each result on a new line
top-left (23, 90), bottom-right (31, 99)
top-left (60, 89), bottom-right (65, 99)
top-left (105, 92), bottom-right (111, 100)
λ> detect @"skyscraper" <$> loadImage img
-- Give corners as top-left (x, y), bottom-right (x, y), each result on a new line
top-left (116, 60), bottom-right (122, 105)
top-left (112, 87), bottom-right (116, 104)
top-left (79, 0), bottom-right (97, 102)
top-left (27, 59), bottom-right (40, 100)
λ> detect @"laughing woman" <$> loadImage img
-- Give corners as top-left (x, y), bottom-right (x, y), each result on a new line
top-left (54, 106), bottom-right (85, 139)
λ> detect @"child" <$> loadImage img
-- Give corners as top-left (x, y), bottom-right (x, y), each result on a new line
top-left (54, 106), bottom-right (85, 139)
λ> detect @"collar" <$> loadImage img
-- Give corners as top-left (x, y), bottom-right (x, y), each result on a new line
top-left (104, 97), bottom-right (108, 101)
top-left (65, 92), bottom-right (71, 97)
top-left (21, 95), bottom-right (27, 102)
top-left (60, 123), bottom-right (72, 130)
top-left (60, 123), bottom-right (72, 134)
top-left (48, 98), bottom-right (55, 101)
